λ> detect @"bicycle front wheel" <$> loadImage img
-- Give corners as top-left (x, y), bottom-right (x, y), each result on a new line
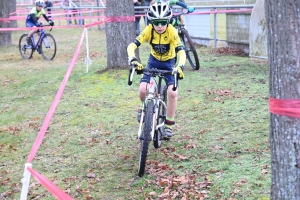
top-left (19, 34), bottom-right (33, 59)
top-left (41, 33), bottom-right (57, 60)
top-left (153, 85), bottom-right (167, 148)
top-left (180, 29), bottom-right (200, 70)
top-left (138, 101), bottom-right (154, 177)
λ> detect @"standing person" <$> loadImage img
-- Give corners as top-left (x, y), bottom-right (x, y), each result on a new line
top-left (44, 0), bottom-right (53, 19)
top-left (25, 0), bottom-right (54, 53)
top-left (127, 2), bottom-right (186, 139)
top-left (141, 0), bottom-right (152, 26)
top-left (133, 0), bottom-right (142, 36)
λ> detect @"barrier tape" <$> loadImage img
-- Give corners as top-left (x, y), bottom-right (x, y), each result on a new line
top-left (105, 16), bottom-right (135, 23)
top-left (26, 28), bottom-right (86, 163)
top-left (269, 98), bottom-right (300, 118)
top-left (27, 167), bottom-right (73, 200)
top-left (1, 9), bottom-right (252, 22)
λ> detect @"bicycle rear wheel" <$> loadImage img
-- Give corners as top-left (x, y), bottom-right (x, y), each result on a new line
top-left (138, 100), bottom-right (154, 177)
top-left (19, 34), bottom-right (33, 59)
top-left (41, 33), bottom-right (57, 60)
top-left (180, 29), bottom-right (200, 70)
top-left (153, 85), bottom-right (167, 148)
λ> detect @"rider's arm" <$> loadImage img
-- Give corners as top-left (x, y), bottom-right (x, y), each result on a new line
top-left (127, 25), bottom-right (151, 58)
top-left (173, 26), bottom-right (186, 66)
top-left (175, 0), bottom-right (188, 9)
top-left (127, 42), bottom-right (138, 58)
top-left (42, 14), bottom-right (50, 22)
top-left (176, 49), bottom-right (186, 66)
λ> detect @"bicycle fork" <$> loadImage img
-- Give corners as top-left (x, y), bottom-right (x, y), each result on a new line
top-left (137, 98), bottom-right (167, 141)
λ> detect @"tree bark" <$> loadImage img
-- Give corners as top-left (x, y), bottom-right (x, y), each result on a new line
top-left (0, 0), bottom-right (17, 46)
top-left (266, 0), bottom-right (300, 199)
top-left (105, 0), bottom-right (137, 69)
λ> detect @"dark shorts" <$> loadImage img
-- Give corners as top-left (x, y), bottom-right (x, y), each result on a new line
top-left (26, 21), bottom-right (36, 27)
top-left (140, 54), bottom-right (176, 87)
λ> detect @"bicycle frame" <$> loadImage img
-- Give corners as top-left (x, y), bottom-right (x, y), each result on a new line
top-left (137, 76), bottom-right (167, 140)
top-left (31, 29), bottom-right (44, 50)
top-left (128, 66), bottom-right (178, 140)
top-left (31, 26), bottom-right (52, 50)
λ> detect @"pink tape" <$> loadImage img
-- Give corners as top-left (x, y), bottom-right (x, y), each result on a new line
top-left (26, 28), bottom-right (86, 163)
top-left (27, 167), bottom-right (73, 200)
top-left (105, 16), bottom-right (135, 23)
top-left (269, 97), bottom-right (300, 118)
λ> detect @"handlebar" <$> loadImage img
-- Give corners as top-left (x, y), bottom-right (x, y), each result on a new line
top-left (35, 24), bottom-right (53, 31)
top-left (128, 65), bottom-right (179, 91)
top-left (172, 9), bottom-right (189, 17)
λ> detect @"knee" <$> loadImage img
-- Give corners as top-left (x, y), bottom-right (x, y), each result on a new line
top-left (168, 89), bottom-right (178, 100)
top-left (139, 83), bottom-right (147, 96)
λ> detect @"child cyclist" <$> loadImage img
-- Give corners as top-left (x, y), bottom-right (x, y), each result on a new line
top-left (127, 2), bottom-right (186, 139)
top-left (26, 0), bottom-right (54, 52)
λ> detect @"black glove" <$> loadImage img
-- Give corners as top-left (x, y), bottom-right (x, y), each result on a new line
top-left (49, 20), bottom-right (54, 26)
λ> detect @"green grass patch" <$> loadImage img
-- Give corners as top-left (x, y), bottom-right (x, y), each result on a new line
top-left (0, 25), bottom-right (270, 199)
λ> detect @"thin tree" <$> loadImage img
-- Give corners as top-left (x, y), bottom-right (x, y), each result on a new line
top-left (266, 0), bottom-right (300, 199)
top-left (105, 0), bottom-right (137, 69)
top-left (0, 0), bottom-right (17, 46)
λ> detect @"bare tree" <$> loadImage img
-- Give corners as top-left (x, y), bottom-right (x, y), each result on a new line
top-left (0, 0), bottom-right (17, 46)
top-left (105, 0), bottom-right (137, 69)
top-left (266, 0), bottom-right (300, 199)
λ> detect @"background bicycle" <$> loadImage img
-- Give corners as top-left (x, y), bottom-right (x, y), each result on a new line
top-left (128, 65), bottom-right (179, 177)
top-left (172, 10), bottom-right (200, 70)
top-left (19, 24), bottom-right (57, 60)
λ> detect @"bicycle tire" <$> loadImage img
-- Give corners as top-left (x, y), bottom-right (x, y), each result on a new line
top-left (19, 34), bottom-right (33, 59)
top-left (41, 33), bottom-right (57, 60)
top-left (138, 100), bottom-right (154, 177)
top-left (180, 29), bottom-right (200, 70)
top-left (153, 85), bottom-right (167, 148)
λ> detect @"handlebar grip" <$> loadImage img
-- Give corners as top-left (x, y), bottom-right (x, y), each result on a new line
top-left (172, 72), bottom-right (178, 91)
top-left (128, 67), bottom-right (133, 85)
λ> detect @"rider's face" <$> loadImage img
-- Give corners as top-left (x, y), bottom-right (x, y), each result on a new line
top-left (36, 5), bottom-right (42, 11)
top-left (152, 20), bottom-right (168, 34)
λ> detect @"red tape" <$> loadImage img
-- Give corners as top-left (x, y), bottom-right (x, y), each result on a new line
top-left (27, 167), bottom-right (73, 200)
top-left (26, 28), bottom-right (86, 163)
top-left (105, 16), bottom-right (135, 23)
top-left (269, 97), bottom-right (300, 118)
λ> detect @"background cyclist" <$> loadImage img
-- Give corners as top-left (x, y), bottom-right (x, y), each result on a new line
top-left (127, 2), bottom-right (186, 139)
top-left (26, 0), bottom-right (54, 52)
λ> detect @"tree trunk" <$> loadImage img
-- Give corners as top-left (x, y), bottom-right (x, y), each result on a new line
top-left (0, 0), bottom-right (17, 46)
top-left (266, 0), bottom-right (300, 199)
top-left (105, 0), bottom-right (137, 69)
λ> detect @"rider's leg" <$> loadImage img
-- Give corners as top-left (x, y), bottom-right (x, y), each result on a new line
top-left (166, 84), bottom-right (178, 118)
top-left (139, 82), bottom-right (148, 102)
top-left (163, 85), bottom-right (177, 138)
top-left (137, 82), bottom-right (148, 122)
top-left (27, 29), bottom-right (37, 45)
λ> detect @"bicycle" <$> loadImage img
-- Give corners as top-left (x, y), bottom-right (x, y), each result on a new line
top-left (19, 25), bottom-right (57, 60)
top-left (128, 65), bottom-right (179, 177)
top-left (172, 10), bottom-right (200, 70)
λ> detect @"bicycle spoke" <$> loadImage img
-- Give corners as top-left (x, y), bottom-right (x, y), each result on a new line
top-left (19, 34), bottom-right (33, 59)
top-left (41, 33), bottom-right (57, 60)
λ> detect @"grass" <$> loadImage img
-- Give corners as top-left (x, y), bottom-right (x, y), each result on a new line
top-left (0, 23), bottom-right (270, 199)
